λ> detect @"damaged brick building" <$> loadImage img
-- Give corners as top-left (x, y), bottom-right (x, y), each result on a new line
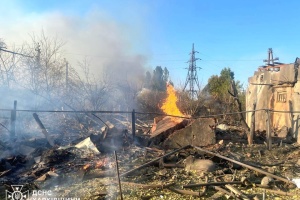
top-left (246, 48), bottom-right (300, 143)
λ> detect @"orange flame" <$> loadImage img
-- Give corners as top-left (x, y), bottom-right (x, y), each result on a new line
top-left (83, 163), bottom-right (91, 170)
top-left (95, 158), bottom-right (109, 169)
top-left (161, 84), bottom-right (184, 116)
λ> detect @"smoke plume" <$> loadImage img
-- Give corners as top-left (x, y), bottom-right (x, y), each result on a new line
top-left (0, 2), bottom-right (148, 82)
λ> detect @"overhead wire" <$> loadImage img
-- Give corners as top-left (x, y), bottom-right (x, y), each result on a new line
top-left (63, 51), bottom-right (263, 63)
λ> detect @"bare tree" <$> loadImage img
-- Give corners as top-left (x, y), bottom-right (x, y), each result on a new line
top-left (177, 91), bottom-right (206, 116)
top-left (137, 88), bottom-right (166, 114)
top-left (0, 39), bottom-right (25, 88)
top-left (72, 58), bottom-right (111, 110)
top-left (116, 76), bottom-right (145, 111)
top-left (21, 31), bottom-right (66, 99)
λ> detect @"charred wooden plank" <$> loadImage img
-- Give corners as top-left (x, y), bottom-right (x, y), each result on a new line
top-left (121, 145), bottom-right (190, 177)
top-left (192, 145), bottom-right (295, 185)
top-left (33, 113), bottom-right (55, 147)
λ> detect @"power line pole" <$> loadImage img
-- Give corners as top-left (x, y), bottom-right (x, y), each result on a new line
top-left (183, 43), bottom-right (201, 100)
top-left (260, 48), bottom-right (283, 71)
top-left (65, 58), bottom-right (69, 92)
top-left (263, 48), bottom-right (279, 65)
top-left (35, 43), bottom-right (41, 66)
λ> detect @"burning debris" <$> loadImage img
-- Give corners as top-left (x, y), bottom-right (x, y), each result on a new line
top-left (147, 84), bottom-right (216, 149)
top-left (161, 84), bottom-right (184, 117)
top-left (163, 118), bottom-right (216, 149)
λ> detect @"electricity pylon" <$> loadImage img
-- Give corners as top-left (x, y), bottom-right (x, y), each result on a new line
top-left (183, 43), bottom-right (201, 100)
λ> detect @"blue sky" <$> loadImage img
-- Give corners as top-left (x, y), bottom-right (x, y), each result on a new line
top-left (1, 0), bottom-right (300, 89)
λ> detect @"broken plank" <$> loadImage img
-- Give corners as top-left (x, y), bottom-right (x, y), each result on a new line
top-left (191, 145), bottom-right (295, 185)
top-left (167, 188), bottom-right (206, 197)
top-left (118, 182), bottom-right (175, 189)
top-left (120, 145), bottom-right (190, 177)
top-left (183, 181), bottom-right (243, 188)
top-left (33, 113), bottom-right (55, 147)
top-left (213, 186), bottom-right (237, 199)
top-left (225, 184), bottom-right (250, 200)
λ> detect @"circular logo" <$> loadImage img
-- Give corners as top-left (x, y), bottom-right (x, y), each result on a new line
top-left (12, 191), bottom-right (23, 200)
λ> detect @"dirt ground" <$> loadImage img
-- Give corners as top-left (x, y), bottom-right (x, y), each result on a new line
top-left (44, 141), bottom-right (300, 200)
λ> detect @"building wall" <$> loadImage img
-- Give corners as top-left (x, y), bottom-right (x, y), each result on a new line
top-left (246, 69), bottom-right (274, 131)
top-left (246, 64), bottom-right (300, 141)
top-left (272, 86), bottom-right (292, 130)
top-left (291, 72), bottom-right (300, 141)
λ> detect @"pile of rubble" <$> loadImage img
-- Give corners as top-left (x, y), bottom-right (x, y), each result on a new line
top-left (0, 113), bottom-right (300, 199)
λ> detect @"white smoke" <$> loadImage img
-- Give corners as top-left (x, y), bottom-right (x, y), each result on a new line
top-left (0, 1), bottom-right (148, 81)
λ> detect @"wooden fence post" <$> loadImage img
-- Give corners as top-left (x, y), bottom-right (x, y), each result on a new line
top-left (132, 109), bottom-right (136, 140)
top-left (249, 102), bottom-right (256, 145)
top-left (10, 100), bottom-right (17, 140)
top-left (266, 109), bottom-right (272, 150)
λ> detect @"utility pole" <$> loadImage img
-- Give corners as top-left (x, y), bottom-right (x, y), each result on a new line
top-left (263, 48), bottom-right (278, 65)
top-left (183, 43), bottom-right (201, 100)
top-left (35, 43), bottom-right (41, 66)
top-left (65, 59), bottom-right (69, 92)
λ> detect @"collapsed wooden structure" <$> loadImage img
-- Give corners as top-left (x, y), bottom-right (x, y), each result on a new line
top-left (246, 56), bottom-right (300, 144)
